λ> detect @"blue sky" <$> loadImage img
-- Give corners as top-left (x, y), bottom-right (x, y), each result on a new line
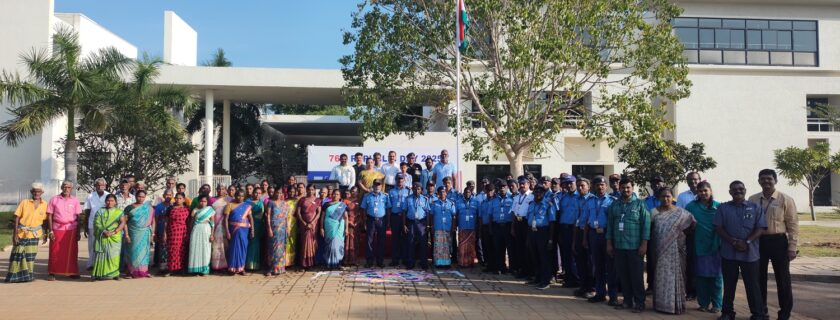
top-left (55, 0), bottom-right (358, 69)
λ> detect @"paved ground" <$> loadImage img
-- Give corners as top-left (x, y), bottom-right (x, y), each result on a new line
top-left (2, 242), bottom-right (839, 320)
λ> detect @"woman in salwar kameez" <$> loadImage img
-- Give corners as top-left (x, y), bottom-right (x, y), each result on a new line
top-left (125, 191), bottom-right (154, 278)
top-left (651, 189), bottom-right (696, 314)
top-left (296, 184), bottom-right (321, 270)
top-left (685, 181), bottom-right (723, 314)
top-left (245, 189), bottom-right (265, 271)
top-left (188, 196), bottom-right (214, 275)
top-left (165, 193), bottom-right (191, 275)
top-left (321, 190), bottom-right (347, 270)
top-left (92, 194), bottom-right (127, 281)
top-left (266, 189), bottom-right (289, 275)
top-left (225, 191), bottom-right (254, 275)
top-left (343, 188), bottom-right (361, 266)
top-left (210, 188), bottom-right (229, 271)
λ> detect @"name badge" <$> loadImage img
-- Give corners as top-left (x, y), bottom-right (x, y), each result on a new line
top-left (618, 222), bottom-right (625, 232)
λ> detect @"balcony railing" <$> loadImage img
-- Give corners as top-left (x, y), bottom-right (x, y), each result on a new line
top-left (808, 118), bottom-right (836, 132)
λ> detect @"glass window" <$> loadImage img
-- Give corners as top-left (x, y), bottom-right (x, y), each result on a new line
top-left (793, 21), bottom-right (817, 31)
top-left (747, 30), bottom-right (762, 50)
top-left (777, 31), bottom-right (792, 50)
top-left (699, 29), bottom-right (715, 48)
top-left (722, 19), bottom-right (745, 29)
top-left (730, 30), bottom-right (745, 49)
top-left (747, 20), bottom-right (769, 29)
top-left (769, 20), bottom-right (793, 30)
top-left (675, 28), bottom-right (698, 49)
top-left (793, 31), bottom-right (817, 51)
top-left (715, 29), bottom-right (730, 49)
top-left (672, 18), bottom-right (697, 27)
top-left (762, 30), bottom-right (777, 50)
top-left (699, 18), bottom-right (721, 28)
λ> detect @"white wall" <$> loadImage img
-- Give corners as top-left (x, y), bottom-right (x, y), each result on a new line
top-left (163, 11), bottom-right (197, 66)
top-left (0, 0), bottom-right (55, 203)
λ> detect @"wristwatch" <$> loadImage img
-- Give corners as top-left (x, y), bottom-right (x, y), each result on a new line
top-left (746, 239), bottom-right (752, 244)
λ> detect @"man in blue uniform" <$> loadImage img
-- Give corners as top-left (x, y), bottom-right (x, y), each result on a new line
top-left (361, 181), bottom-right (390, 268)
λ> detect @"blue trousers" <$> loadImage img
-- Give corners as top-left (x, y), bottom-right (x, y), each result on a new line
top-left (558, 224), bottom-right (578, 284)
top-left (389, 215), bottom-right (404, 263)
top-left (588, 232), bottom-right (617, 300)
top-left (403, 219), bottom-right (428, 268)
top-left (366, 216), bottom-right (386, 265)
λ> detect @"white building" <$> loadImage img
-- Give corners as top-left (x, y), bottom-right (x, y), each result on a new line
top-left (1, 0), bottom-right (838, 211)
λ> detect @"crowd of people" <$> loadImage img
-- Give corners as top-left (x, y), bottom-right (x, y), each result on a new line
top-left (4, 149), bottom-right (799, 320)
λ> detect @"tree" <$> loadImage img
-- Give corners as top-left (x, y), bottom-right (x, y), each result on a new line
top-left (268, 104), bottom-right (349, 116)
top-left (0, 27), bottom-right (132, 186)
top-left (618, 140), bottom-right (717, 196)
top-left (774, 142), bottom-right (840, 221)
top-left (341, 0), bottom-right (691, 176)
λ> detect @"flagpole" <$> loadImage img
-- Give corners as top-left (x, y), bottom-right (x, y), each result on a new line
top-left (455, 0), bottom-right (462, 190)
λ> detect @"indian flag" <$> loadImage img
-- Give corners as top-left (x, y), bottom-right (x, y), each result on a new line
top-left (457, 0), bottom-right (469, 52)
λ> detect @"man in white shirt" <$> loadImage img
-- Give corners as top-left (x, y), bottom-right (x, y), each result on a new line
top-left (676, 171), bottom-right (701, 208)
top-left (511, 177), bottom-right (534, 278)
top-left (83, 178), bottom-right (109, 269)
top-left (330, 153), bottom-right (357, 193)
top-left (380, 150), bottom-right (401, 192)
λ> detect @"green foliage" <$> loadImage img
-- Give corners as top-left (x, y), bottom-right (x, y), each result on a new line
top-left (774, 142), bottom-right (840, 220)
top-left (618, 140), bottom-right (717, 195)
top-left (202, 48), bottom-right (233, 67)
top-left (261, 139), bottom-right (307, 184)
top-left (268, 104), bottom-right (349, 116)
top-left (341, 0), bottom-right (691, 174)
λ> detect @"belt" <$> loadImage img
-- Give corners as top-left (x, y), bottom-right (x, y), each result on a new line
top-left (18, 225), bottom-right (42, 231)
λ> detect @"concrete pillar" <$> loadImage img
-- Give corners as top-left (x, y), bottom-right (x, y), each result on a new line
top-left (204, 90), bottom-right (214, 186)
top-left (222, 100), bottom-right (231, 172)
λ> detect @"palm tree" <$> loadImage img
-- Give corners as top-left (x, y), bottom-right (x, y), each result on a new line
top-left (0, 27), bottom-right (132, 186)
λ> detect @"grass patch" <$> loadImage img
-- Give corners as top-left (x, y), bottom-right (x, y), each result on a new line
top-left (799, 225), bottom-right (840, 257)
top-left (0, 211), bottom-right (13, 249)
top-left (798, 212), bottom-right (840, 221)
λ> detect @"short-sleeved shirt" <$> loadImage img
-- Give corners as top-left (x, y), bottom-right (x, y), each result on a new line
top-left (381, 162), bottom-right (401, 186)
top-left (48, 195), bottom-right (82, 230)
top-left (447, 189), bottom-right (462, 204)
top-left (480, 196), bottom-right (500, 225)
top-left (558, 191), bottom-right (580, 225)
top-left (676, 190), bottom-right (696, 208)
top-left (495, 194), bottom-right (514, 223)
top-left (361, 192), bottom-right (390, 218)
top-left (576, 193), bottom-right (594, 229)
top-left (330, 164), bottom-right (357, 187)
top-left (420, 168), bottom-right (433, 189)
top-left (84, 191), bottom-right (110, 226)
top-left (605, 196), bottom-right (651, 250)
top-left (511, 191), bottom-right (534, 218)
top-left (115, 192), bottom-right (135, 211)
top-left (457, 197), bottom-right (480, 230)
top-left (713, 201), bottom-right (766, 262)
top-left (430, 199), bottom-right (456, 231)
top-left (14, 199), bottom-right (47, 238)
top-left (432, 162), bottom-right (456, 189)
top-left (645, 196), bottom-right (661, 211)
top-left (404, 194), bottom-right (431, 220)
top-left (527, 199), bottom-right (556, 228)
top-left (586, 193), bottom-right (615, 230)
top-left (388, 186), bottom-right (410, 214)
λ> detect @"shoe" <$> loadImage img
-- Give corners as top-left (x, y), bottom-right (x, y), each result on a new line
top-left (562, 282), bottom-right (580, 288)
top-left (717, 313), bottom-right (735, 320)
top-left (709, 308), bottom-right (720, 314)
top-left (421, 265), bottom-right (428, 270)
top-left (587, 295), bottom-right (606, 303)
top-left (526, 280), bottom-right (540, 285)
top-left (607, 299), bottom-right (621, 307)
top-left (697, 306), bottom-right (709, 312)
top-left (615, 303), bottom-right (632, 310)
top-left (686, 294), bottom-right (696, 301)
top-left (364, 262), bottom-right (373, 268)
top-left (632, 306), bottom-right (644, 313)
top-left (47, 275), bottom-right (56, 281)
top-left (69, 275), bottom-right (80, 279)
top-left (377, 263), bottom-right (385, 268)
top-left (389, 261), bottom-right (399, 267)
top-left (405, 265), bottom-right (415, 270)
top-left (573, 288), bottom-right (587, 297)
top-left (536, 283), bottom-right (550, 290)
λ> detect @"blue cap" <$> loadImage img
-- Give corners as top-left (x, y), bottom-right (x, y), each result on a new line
top-left (562, 175), bottom-right (577, 183)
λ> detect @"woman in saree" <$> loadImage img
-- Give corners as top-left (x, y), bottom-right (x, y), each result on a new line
top-left (685, 181), bottom-right (723, 314)
top-left (165, 193), bottom-right (191, 275)
top-left (285, 183), bottom-right (304, 268)
top-left (210, 187), bottom-right (229, 271)
top-left (125, 191), bottom-right (154, 278)
top-left (225, 191), bottom-right (254, 275)
top-left (265, 189), bottom-right (289, 275)
top-left (92, 194), bottom-right (127, 281)
top-left (321, 189), bottom-right (347, 270)
top-left (245, 188), bottom-right (265, 271)
top-left (226, 185), bottom-right (237, 202)
top-left (357, 158), bottom-right (384, 198)
top-left (343, 187), bottom-right (361, 267)
top-left (431, 187), bottom-right (456, 268)
top-left (296, 184), bottom-right (321, 270)
top-left (188, 196), bottom-right (214, 275)
top-left (651, 188), bottom-right (696, 314)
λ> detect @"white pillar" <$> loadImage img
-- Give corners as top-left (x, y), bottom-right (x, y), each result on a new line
top-left (204, 90), bottom-right (214, 186)
top-left (222, 100), bottom-right (231, 172)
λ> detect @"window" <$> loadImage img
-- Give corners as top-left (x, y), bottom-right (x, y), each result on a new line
top-left (476, 164), bottom-right (542, 182)
top-left (672, 17), bottom-right (818, 66)
top-left (571, 165), bottom-right (605, 180)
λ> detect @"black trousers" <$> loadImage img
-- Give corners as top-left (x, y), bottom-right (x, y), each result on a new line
top-left (589, 232), bottom-right (618, 299)
top-left (403, 219), bottom-right (428, 268)
top-left (512, 218), bottom-right (532, 276)
top-left (366, 217), bottom-right (387, 265)
top-left (574, 228), bottom-right (592, 291)
top-left (760, 234), bottom-right (793, 319)
top-left (685, 232), bottom-right (696, 297)
top-left (492, 222), bottom-right (513, 273)
top-left (722, 258), bottom-right (766, 318)
top-left (528, 227), bottom-right (551, 285)
top-left (390, 216), bottom-right (404, 264)
top-left (614, 249), bottom-right (645, 308)
top-left (558, 224), bottom-right (578, 284)
top-left (480, 224), bottom-right (495, 269)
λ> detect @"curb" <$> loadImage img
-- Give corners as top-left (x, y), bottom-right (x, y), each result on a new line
top-left (773, 272), bottom-right (840, 284)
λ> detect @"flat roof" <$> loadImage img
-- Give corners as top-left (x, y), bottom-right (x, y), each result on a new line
top-left (155, 65), bottom-right (345, 104)
top-left (261, 115), bottom-right (362, 145)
